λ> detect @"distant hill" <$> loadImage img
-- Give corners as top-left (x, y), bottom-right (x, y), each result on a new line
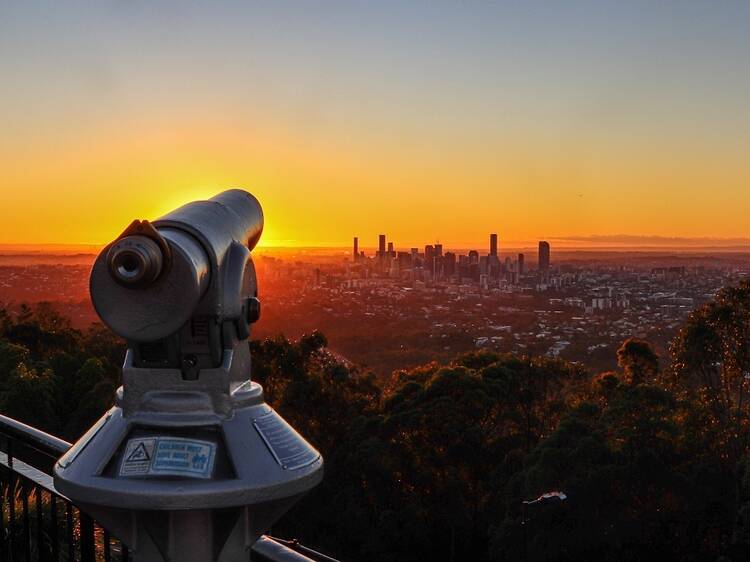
top-left (0, 244), bottom-right (99, 265)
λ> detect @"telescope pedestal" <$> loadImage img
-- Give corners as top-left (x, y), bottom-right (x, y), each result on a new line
top-left (55, 353), bottom-right (323, 561)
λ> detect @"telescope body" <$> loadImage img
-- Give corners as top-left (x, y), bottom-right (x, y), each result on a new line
top-left (55, 190), bottom-right (323, 562)
top-left (91, 189), bottom-right (262, 345)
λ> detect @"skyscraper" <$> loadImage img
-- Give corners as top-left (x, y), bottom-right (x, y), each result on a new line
top-left (518, 253), bottom-right (525, 276)
top-left (490, 233), bottom-right (498, 257)
top-left (387, 241), bottom-right (394, 257)
top-left (379, 234), bottom-right (386, 257)
top-left (434, 243), bottom-right (443, 257)
top-left (425, 245), bottom-right (435, 262)
top-left (353, 237), bottom-right (358, 261)
top-left (479, 255), bottom-right (489, 276)
top-left (538, 241), bottom-right (550, 272)
top-left (444, 252), bottom-right (456, 276)
top-left (397, 251), bottom-right (412, 271)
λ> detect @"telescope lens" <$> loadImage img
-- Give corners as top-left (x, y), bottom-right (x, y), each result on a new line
top-left (115, 252), bottom-right (144, 280)
top-left (107, 235), bottom-right (164, 288)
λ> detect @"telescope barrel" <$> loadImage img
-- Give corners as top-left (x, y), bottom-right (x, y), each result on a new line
top-left (154, 189), bottom-right (264, 256)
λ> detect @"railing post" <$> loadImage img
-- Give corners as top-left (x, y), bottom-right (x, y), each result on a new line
top-left (80, 511), bottom-right (96, 562)
top-left (1, 486), bottom-right (4, 562)
top-left (0, 480), bottom-right (4, 562)
top-left (21, 480), bottom-right (30, 562)
top-left (34, 489), bottom-right (42, 562)
top-left (49, 496), bottom-right (58, 562)
top-left (7, 440), bottom-right (15, 561)
top-left (65, 504), bottom-right (73, 562)
top-left (103, 529), bottom-right (111, 562)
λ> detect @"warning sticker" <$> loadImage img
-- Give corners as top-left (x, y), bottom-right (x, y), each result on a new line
top-left (120, 438), bottom-right (156, 476)
top-left (119, 437), bottom-right (216, 479)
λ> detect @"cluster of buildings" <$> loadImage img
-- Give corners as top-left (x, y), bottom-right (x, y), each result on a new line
top-left (255, 243), bottom-right (748, 374)
top-left (2, 247), bottom-right (748, 377)
top-left (351, 234), bottom-right (551, 288)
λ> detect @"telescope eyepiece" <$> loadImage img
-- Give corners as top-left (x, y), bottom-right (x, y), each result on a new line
top-left (107, 235), bottom-right (164, 288)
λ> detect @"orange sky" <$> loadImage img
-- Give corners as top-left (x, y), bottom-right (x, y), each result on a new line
top-left (1, 3), bottom-right (749, 249)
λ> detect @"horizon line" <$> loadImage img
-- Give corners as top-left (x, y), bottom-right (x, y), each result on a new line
top-left (4, 233), bottom-right (750, 250)
top-left (4, 242), bottom-right (750, 256)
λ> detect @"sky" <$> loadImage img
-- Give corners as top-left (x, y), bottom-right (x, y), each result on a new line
top-left (1, 1), bottom-right (749, 249)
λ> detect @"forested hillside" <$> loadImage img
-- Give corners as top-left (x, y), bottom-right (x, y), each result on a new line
top-left (3, 282), bottom-right (750, 560)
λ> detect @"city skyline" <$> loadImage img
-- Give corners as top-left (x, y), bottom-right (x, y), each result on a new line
top-left (359, 232), bottom-right (548, 262)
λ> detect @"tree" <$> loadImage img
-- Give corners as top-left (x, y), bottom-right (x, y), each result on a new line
top-left (0, 340), bottom-right (58, 431)
top-left (63, 358), bottom-right (116, 437)
top-left (671, 281), bottom-right (750, 461)
top-left (0, 303), bottom-right (124, 438)
top-left (3, 290), bottom-right (750, 560)
top-left (617, 338), bottom-right (659, 385)
top-left (491, 380), bottom-right (732, 561)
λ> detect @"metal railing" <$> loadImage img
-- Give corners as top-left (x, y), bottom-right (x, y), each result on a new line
top-left (0, 415), bottom-right (337, 562)
top-left (0, 415), bottom-right (123, 562)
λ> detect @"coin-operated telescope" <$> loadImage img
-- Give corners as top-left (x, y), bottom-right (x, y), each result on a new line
top-left (54, 190), bottom-right (323, 562)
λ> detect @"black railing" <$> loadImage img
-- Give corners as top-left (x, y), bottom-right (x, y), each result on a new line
top-left (0, 416), bottom-right (129, 562)
top-left (0, 415), bottom-right (338, 562)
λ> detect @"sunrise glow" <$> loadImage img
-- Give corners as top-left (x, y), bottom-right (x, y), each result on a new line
top-left (1, 2), bottom-right (749, 249)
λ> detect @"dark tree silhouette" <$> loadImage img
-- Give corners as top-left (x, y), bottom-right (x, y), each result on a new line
top-left (4, 284), bottom-right (750, 560)
top-left (617, 338), bottom-right (659, 385)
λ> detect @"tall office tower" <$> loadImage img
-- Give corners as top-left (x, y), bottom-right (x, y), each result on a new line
top-left (538, 241), bottom-right (550, 272)
top-left (488, 254), bottom-right (501, 280)
top-left (490, 233), bottom-right (498, 257)
top-left (425, 245), bottom-right (435, 262)
top-left (434, 243), bottom-right (443, 257)
top-left (379, 234), bottom-right (386, 257)
top-left (387, 241), bottom-right (394, 257)
top-left (444, 252), bottom-right (457, 276)
top-left (479, 255), bottom-right (489, 276)
top-left (434, 256), bottom-right (444, 280)
top-left (518, 253), bottom-right (525, 276)
top-left (423, 245), bottom-right (435, 278)
top-left (468, 250), bottom-right (479, 264)
top-left (411, 248), bottom-right (419, 262)
top-left (353, 237), bottom-right (359, 261)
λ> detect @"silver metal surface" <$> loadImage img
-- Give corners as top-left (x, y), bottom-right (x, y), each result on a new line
top-left (55, 383), bottom-right (323, 510)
